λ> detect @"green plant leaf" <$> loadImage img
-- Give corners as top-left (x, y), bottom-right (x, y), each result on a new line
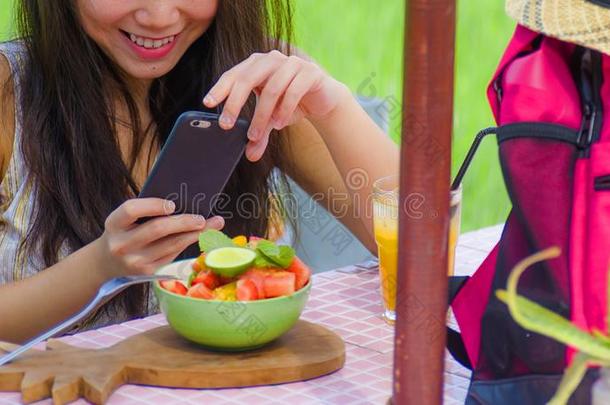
top-left (256, 240), bottom-right (295, 268)
top-left (547, 352), bottom-right (591, 405)
top-left (253, 254), bottom-right (275, 268)
top-left (198, 230), bottom-right (235, 253)
top-left (592, 329), bottom-right (610, 347)
top-left (498, 247), bottom-right (610, 405)
top-left (257, 240), bottom-right (280, 258)
top-left (496, 247), bottom-right (610, 361)
top-left (275, 245), bottom-right (296, 268)
top-left (496, 290), bottom-right (610, 361)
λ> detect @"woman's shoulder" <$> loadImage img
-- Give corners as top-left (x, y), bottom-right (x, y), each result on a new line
top-left (0, 40), bottom-right (27, 64)
top-left (0, 41), bottom-right (18, 182)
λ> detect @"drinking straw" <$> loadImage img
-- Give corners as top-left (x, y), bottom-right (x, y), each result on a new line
top-left (450, 127), bottom-right (497, 191)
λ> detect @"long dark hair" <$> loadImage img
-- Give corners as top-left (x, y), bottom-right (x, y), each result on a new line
top-left (13, 1), bottom-right (295, 323)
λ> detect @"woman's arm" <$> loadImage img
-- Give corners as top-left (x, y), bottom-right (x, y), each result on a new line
top-left (0, 54), bottom-right (15, 183)
top-left (0, 239), bottom-right (112, 342)
top-left (203, 50), bottom-right (398, 251)
top-left (0, 56), bottom-right (229, 342)
top-left (0, 199), bottom-right (224, 343)
top-left (283, 101), bottom-right (398, 252)
top-left (0, 56), bottom-right (108, 343)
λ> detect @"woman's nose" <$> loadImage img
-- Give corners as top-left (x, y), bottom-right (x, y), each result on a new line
top-left (133, 2), bottom-right (180, 31)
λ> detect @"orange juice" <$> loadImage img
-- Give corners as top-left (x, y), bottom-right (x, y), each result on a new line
top-left (447, 192), bottom-right (462, 277)
top-left (373, 202), bottom-right (398, 316)
top-left (372, 176), bottom-right (462, 325)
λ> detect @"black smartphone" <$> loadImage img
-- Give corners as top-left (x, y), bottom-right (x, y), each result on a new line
top-left (138, 111), bottom-right (248, 257)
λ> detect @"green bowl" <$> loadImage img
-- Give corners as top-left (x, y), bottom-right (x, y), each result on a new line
top-left (153, 259), bottom-right (312, 351)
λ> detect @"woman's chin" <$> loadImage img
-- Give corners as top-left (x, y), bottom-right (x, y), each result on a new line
top-left (120, 63), bottom-right (175, 82)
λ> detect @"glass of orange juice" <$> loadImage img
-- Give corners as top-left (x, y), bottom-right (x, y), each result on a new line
top-left (372, 175), bottom-right (462, 325)
top-left (447, 184), bottom-right (462, 277)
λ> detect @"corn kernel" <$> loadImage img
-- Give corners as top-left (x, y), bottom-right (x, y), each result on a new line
top-left (232, 235), bottom-right (248, 247)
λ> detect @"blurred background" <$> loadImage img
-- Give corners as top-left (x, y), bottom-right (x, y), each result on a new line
top-left (0, 0), bottom-right (515, 233)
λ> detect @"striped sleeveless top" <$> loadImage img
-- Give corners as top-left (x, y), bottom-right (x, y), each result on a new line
top-left (0, 41), bottom-right (50, 282)
top-left (0, 41), bottom-right (154, 330)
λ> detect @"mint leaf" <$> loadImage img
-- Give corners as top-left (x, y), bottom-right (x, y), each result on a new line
top-left (198, 230), bottom-right (235, 253)
top-left (275, 245), bottom-right (295, 268)
top-left (257, 240), bottom-right (280, 258)
top-left (254, 254), bottom-right (275, 268)
top-left (256, 240), bottom-right (295, 268)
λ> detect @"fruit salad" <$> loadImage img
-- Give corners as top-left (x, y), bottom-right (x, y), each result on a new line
top-left (160, 230), bottom-right (311, 301)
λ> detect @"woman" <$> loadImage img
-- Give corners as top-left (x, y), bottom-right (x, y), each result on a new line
top-left (0, 1), bottom-right (398, 343)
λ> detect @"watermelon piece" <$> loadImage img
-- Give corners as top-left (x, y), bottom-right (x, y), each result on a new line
top-left (241, 269), bottom-right (267, 297)
top-left (160, 280), bottom-right (188, 295)
top-left (263, 271), bottom-right (296, 298)
top-left (219, 275), bottom-right (237, 285)
top-left (285, 257), bottom-right (311, 290)
top-left (191, 270), bottom-right (221, 290)
top-left (186, 283), bottom-right (215, 299)
top-left (237, 279), bottom-right (259, 301)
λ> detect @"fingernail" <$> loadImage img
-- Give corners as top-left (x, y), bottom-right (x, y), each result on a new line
top-left (192, 215), bottom-right (206, 226)
top-left (248, 127), bottom-right (259, 140)
top-left (203, 94), bottom-right (215, 106)
top-left (246, 148), bottom-right (261, 162)
top-left (210, 216), bottom-right (225, 228)
top-left (166, 201), bottom-right (176, 213)
top-left (220, 114), bottom-right (233, 127)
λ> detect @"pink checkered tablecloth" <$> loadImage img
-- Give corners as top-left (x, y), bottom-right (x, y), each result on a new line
top-left (0, 225), bottom-right (503, 405)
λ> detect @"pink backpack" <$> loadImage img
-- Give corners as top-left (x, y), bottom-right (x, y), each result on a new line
top-left (448, 25), bottom-right (610, 404)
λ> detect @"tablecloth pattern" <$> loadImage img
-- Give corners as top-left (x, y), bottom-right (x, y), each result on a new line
top-left (0, 225), bottom-right (503, 405)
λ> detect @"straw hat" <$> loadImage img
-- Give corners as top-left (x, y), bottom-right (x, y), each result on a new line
top-left (506, 0), bottom-right (610, 55)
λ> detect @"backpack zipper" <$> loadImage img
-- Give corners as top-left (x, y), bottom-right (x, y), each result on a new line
top-left (583, 49), bottom-right (610, 190)
top-left (576, 49), bottom-right (603, 152)
top-left (577, 102), bottom-right (596, 149)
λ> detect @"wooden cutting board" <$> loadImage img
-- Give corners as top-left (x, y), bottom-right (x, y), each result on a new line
top-left (0, 320), bottom-right (345, 405)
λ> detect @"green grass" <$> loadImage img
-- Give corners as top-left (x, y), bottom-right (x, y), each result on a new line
top-left (293, 1), bottom-right (514, 232)
top-left (0, 0), bottom-right (13, 39)
top-left (0, 1), bottom-right (515, 232)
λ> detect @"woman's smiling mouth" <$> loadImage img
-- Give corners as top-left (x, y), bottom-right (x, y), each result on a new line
top-left (120, 30), bottom-right (180, 60)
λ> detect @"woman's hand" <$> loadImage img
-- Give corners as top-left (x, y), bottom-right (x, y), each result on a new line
top-left (203, 50), bottom-right (350, 161)
top-left (95, 198), bottom-right (224, 279)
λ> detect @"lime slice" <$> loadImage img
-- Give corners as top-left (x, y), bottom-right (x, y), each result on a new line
top-left (205, 247), bottom-right (256, 277)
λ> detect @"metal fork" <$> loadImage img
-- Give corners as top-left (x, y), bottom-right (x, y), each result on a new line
top-left (0, 274), bottom-right (179, 366)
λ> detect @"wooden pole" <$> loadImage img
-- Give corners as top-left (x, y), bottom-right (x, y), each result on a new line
top-left (391, 0), bottom-right (456, 404)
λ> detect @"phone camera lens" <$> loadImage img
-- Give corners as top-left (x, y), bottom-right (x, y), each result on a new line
top-left (190, 119), bottom-right (211, 129)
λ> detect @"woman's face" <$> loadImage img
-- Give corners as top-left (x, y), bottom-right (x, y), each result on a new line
top-left (76, 0), bottom-right (218, 81)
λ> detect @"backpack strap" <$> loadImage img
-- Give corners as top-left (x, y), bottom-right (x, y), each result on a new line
top-left (447, 276), bottom-right (472, 369)
top-left (496, 123), bottom-right (579, 144)
top-left (572, 46), bottom-right (603, 151)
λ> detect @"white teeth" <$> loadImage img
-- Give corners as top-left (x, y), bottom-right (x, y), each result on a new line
top-left (127, 32), bottom-right (176, 49)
